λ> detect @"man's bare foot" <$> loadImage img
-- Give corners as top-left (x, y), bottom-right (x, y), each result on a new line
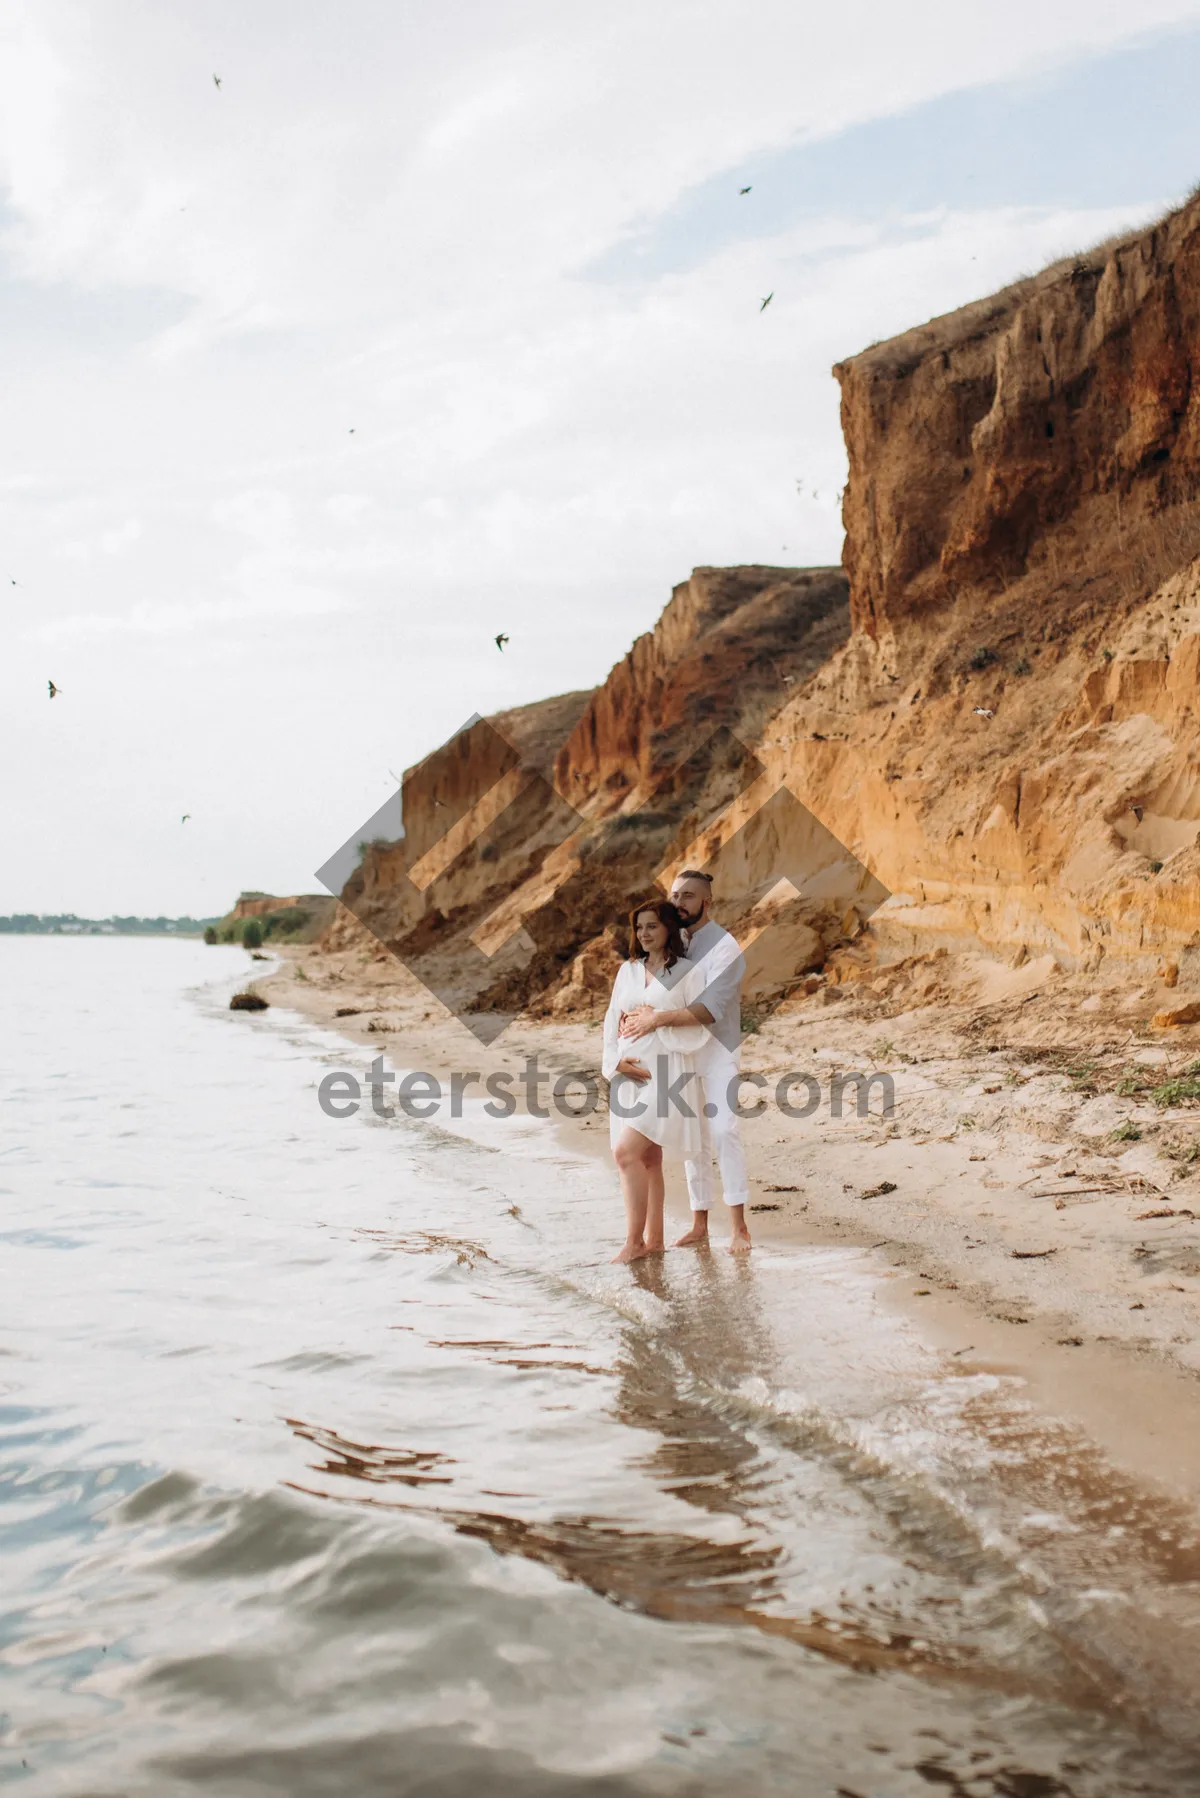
top-left (674, 1221), bottom-right (710, 1248)
top-left (728, 1226), bottom-right (752, 1254)
top-left (611, 1241), bottom-right (649, 1264)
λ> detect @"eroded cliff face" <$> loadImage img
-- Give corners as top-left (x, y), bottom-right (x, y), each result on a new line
top-left (555, 566), bottom-right (849, 812)
top-left (323, 689), bottom-right (593, 960)
top-left (754, 193), bottom-right (1200, 980)
top-left (838, 199), bottom-right (1200, 647)
top-left (325, 194), bottom-right (1200, 1022)
top-left (323, 567), bottom-right (862, 1019)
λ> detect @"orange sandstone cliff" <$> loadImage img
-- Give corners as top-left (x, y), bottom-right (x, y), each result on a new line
top-left (325, 194), bottom-right (1200, 1024)
top-left (324, 567), bottom-right (860, 1024)
top-left (775, 192), bottom-right (1200, 979)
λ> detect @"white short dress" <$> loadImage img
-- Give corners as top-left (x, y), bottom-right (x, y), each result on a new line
top-left (601, 958), bottom-right (710, 1156)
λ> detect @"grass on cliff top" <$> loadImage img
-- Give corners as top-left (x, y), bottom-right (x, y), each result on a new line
top-left (208, 907), bottom-right (319, 948)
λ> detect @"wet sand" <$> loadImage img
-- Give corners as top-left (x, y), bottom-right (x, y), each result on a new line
top-left (261, 943), bottom-right (1200, 1506)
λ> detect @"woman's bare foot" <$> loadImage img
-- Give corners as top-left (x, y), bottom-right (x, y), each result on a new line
top-left (611, 1240), bottom-right (649, 1264)
top-left (674, 1219), bottom-right (710, 1248)
top-left (643, 1236), bottom-right (665, 1254)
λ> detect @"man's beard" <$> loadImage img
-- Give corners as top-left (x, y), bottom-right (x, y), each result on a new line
top-left (675, 902), bottom-right (700, 927)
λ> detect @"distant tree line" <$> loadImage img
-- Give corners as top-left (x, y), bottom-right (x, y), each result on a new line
top-left (0, 914), bottom-right (218, 935)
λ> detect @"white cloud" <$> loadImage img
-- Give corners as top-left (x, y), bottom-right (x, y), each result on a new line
top-left (2, 1), bottom-right (1196, 319)
top-left (0, 1), bottom-right (1197, 911)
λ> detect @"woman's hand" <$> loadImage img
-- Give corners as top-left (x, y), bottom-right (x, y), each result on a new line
top-left (615, 1057), bottom-right (651, 1082)
top-left (618, 1005), bottom-right (657, 1041)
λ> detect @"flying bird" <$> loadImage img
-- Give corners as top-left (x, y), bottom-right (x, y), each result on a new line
top-left (494, 633), bottom-right (509, 651)
top-left (181, 814), bottom-right (191, 824)
top-left (739, 185), bottom-right (752, 195)
top-left (213, 73), bottom-right (221, 87)
top-left (973, 707), bottom-right (994, 719)
top-left (48, 680), bottom-right (59, 699)
top-left (760, 292), bottom-right (773, 311)
top-left (348, 428), bottom-right (355, 434)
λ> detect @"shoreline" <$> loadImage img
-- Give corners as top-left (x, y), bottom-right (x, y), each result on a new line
top-left (255, 941), bottom-right (1200, 1502)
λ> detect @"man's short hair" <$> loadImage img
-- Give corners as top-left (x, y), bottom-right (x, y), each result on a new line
top-left (675, 869), bottom-right (713, 885)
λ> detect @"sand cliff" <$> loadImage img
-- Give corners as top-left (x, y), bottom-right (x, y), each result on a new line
top-left (325, 193), bottom-right (1200, 1026)
top-left (325, 565), bottom-right (861, 1024)
top-left (792, 190), bottom-right (1200, 982)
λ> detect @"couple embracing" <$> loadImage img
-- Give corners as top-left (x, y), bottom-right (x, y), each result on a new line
top-left (601, 871), bottom-right (751, 1263)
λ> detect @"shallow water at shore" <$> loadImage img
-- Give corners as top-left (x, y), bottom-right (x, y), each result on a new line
top-left (4, 938), bottom-right (1200, 1794)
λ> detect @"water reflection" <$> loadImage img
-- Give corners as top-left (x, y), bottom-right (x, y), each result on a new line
top-left (287, 1420), bottom-right (456, 1488)
top-left (5, 941), bottom-right (1200, 1795)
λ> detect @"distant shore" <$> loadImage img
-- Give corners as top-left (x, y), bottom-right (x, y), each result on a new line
top-left (0, 915), bottom-right (218, 937)
top-left (256, 937), bottom-right (1200, 1506)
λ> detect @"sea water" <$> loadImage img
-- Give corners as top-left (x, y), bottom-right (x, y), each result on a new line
top-left (3, 937), bottom-right (1200, 1794)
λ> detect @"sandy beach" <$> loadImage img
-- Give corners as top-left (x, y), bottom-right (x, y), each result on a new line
top-left (259, 938), bottom-right (1200, 1502)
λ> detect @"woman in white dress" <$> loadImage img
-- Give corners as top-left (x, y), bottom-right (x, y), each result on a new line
top-left (601, 900), bottom-right (710, 1263)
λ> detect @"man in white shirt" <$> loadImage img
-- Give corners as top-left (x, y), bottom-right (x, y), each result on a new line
top-left (618, 870), bottom-right (751, 1253)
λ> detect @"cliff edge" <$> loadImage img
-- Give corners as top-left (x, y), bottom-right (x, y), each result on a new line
top-left (325, 192), bottom-right (1200, 1026)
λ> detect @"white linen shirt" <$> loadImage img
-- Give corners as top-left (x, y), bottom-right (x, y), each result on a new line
top-left (678, 919), bottom-right (744, 1069)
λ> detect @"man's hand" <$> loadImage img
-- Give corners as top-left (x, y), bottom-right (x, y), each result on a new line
top-left (615, 1057), bottom-right (651, 1082)
top-left (618, 1005), bottom-right (658, 1041)
top-left (620, 1003), bottom-right (712, 1038)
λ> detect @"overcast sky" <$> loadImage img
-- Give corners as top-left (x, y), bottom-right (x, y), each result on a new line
top-left (4, 1), bottom-right (1200, 916)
